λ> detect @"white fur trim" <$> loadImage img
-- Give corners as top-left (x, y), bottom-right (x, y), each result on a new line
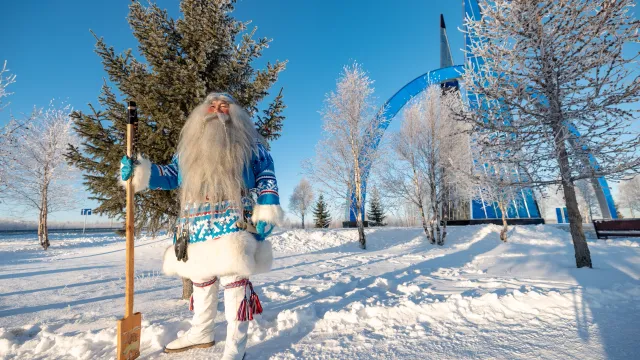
top-left (162, 231), bottom-right (273, 280)
top-left (119, 155), bottom-right (151, 193)
top-left (251, 204), bottom-right (284, 226)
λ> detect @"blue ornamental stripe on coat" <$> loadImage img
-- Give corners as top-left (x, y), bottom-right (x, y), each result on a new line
top-left (177, 201), bottom-right (243, 244)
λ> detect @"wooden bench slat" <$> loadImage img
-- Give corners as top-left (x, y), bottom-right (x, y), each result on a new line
top-left (593, 219), bottom-right (640, 239)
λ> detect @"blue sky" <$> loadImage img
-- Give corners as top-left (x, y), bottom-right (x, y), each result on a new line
top-left (0, 0), bottom-right (467, 223)
top-left (1, 1), bottom-right (637, 223)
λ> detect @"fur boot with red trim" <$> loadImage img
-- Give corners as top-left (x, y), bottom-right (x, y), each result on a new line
top-left (220, 276), bottom-right (262, 360)
top-left (164, 278), bottom-right (219, 353)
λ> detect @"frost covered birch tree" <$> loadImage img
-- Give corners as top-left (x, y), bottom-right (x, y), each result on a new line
top-left (382, 86), bottom-right (471, 244)
top-left (618, 177), bottom-right (640, 218)
top-left (416, 87), bottom-right (470, 245)
top-left (471, 148), bottom-right (528, 242)
top-left (288, 178), bottom-right (314, 229)
top-left (380, 101), bottom-right (429, 238)
top-left (5, 104), bottom-right (78, 249)
top-left (460, 0), bottom-right (640, 268)
top-left (575, 179), bottom-right (599, 222)
top-left (0, 61), bottom-right (19, 195)
top-left (305, 62), bottom-right (381, 249)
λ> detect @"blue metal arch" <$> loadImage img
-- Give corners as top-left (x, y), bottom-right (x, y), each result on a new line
top-left (359, 65), bottom-right (466, 161)
top-left (379, 66), bottom-right (465, 123)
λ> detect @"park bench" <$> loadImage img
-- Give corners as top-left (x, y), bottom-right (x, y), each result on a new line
top-left (592, 219), bottom-right (640, 240)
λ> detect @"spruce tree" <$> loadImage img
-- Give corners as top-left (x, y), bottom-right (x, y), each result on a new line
top-left (367, 187), bottom-right (386, 226)
top-left (313, 194), bottom-right (331, 228)
top-left (66, 0), bottom-right (287, 232)
top-left (255, 88), bottom-right (285, 149)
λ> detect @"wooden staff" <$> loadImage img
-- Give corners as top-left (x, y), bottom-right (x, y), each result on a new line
top-left (117, 101), bottom-right (142, 360)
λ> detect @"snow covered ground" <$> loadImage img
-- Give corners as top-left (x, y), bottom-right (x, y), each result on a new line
top-left (0, 225), bottom-right (639, 360)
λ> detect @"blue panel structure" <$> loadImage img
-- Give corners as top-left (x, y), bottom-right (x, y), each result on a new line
top-left (563, 207), bottom-right (569, 223)
top-left (597, 177), bottom-right (618, 219)
top-left (556, 208), bottom-right (564, 223)
top-left (472, 199), bottom-right (486, 219)
top-left (522, 188), bottom-right (540, 217)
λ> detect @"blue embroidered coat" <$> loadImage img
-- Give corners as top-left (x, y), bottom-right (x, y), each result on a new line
top-left (147, 143), bottom-right (279, 244)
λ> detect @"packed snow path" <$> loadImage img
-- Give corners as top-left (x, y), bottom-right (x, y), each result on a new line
top-left (0, 225), bottom-right (639, 359)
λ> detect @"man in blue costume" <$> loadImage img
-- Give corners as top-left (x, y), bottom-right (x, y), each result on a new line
top-left (120, 93), bottom-right (283, 359)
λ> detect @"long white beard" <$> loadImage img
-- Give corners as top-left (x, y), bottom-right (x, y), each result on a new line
top-left (177, 105), bottom-right (255, 209)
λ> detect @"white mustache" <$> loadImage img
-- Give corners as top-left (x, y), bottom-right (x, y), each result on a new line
top-left (205, 112), bottom-right (231, 123)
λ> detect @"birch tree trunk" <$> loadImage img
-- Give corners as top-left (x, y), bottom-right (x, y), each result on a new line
top-left (354, 156), bottom-right (366, 249)
top-left (554, 124), bottom-right (591, 268)
top-left (439, 168), bottom-right (448, 246)
top-left (435, 213), bottom-right (443, 246)
top-left (418, 198), bottom-right (430, 240)
top-left (429, 161), bottom-right (438, 245)
top-left (410, 166), bottom-right (431, 240)
top-left (38, 185), bottom-right (50, 250)
top-left (440, 215), bottom-right (447, 245)
top-left (356, 198), bottom-right (366, 250)
top-left (428, 217), bottom-right (436, 245)
top-left (498, 201), bottom-right (508, 242)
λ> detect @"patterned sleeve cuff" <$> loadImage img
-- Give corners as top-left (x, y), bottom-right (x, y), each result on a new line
top-left (256, 170), bottom-right (279, 197)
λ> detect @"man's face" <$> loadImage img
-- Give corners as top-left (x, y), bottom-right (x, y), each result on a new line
top-left (207, 100), bottom-right (230, 115)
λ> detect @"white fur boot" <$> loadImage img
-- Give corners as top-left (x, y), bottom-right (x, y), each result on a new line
top-left (221, 276), bottom-right (254, 360)
top-left (164, 278), bottom-right (219, 353)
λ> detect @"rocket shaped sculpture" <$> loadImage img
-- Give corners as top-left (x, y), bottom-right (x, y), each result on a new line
top-left (440, 14), bottom-right (454, 68)
top-left (439, 14), bottom-right (459, 91)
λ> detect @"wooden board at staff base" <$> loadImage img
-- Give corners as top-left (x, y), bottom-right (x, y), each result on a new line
top-left (117, 312), bottom-right (142, 360)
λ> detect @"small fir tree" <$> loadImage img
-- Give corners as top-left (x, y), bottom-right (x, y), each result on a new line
top-left (367, 187), bottom-right (386, 226)
top-left (313, 194), bottom-right (331, 228)
top-left (255, 88), bottom-right (285, 149)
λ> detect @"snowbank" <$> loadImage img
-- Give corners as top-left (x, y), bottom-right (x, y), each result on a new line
top-left (0, 225), bottom-right (638, 359)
